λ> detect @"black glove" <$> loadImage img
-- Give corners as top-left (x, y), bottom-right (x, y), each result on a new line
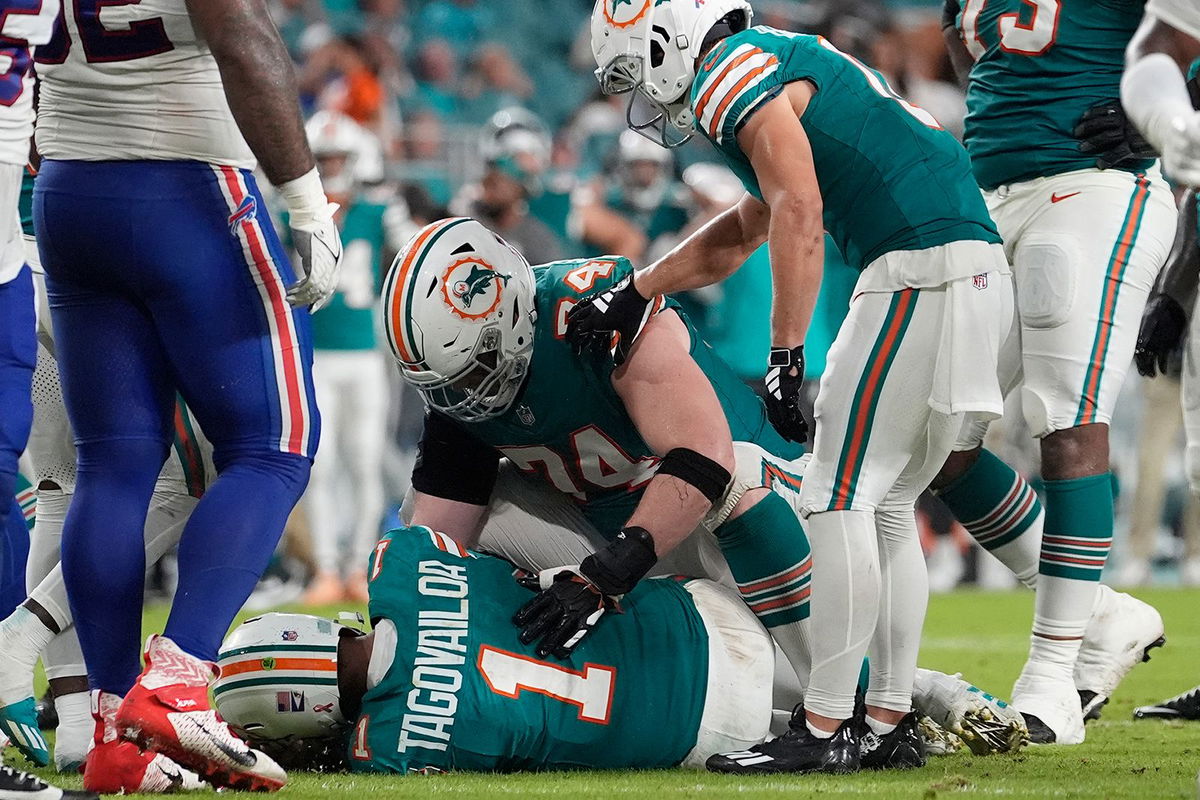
top-left (1075, 100), bottom-right (1159, 170)
top-left (565, 275), bottom-right (655, 366)
top-left (764, 345), bottom-right (809, 444)
top-left (1135, 294), bottom-right (1188, 378)
top-left (513, 527), bottom-right (657, 659)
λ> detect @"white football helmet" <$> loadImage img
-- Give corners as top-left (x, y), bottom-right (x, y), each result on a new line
top-left (382, 217), bottom-right (537, 422)
top-left (214, 613), bottom-right (360, 748)
top-left (305, 110), bottom-right (384, 195)
top-left (591, 0), bottom-right (752, 147)
top-left (480, 106), bottom-right (553, 168)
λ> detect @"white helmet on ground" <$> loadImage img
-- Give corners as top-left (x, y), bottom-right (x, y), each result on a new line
top-left (591, 0), bottom-right (752, 147)
top-left (381, 217), bottom-right (537, 422)
top-left (214, 613), bottom-right (359, 749)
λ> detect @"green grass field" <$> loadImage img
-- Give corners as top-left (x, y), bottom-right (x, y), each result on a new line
top-left (8, 587), bottom-right (1200, 799)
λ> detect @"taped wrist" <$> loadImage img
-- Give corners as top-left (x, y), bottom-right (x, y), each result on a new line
top-left (580, 526), bottom-right (657, 596)
top-left (276, 167), bottom-right (328, 222)
top-left (657, 447), bottom-right (732, 504)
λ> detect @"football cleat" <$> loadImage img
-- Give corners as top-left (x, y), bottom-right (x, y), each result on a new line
top-left (913, 668), bottom-right (1028, 755)
top-left (1011, 662), bottom-right (1085, 745)
top-left (1133, 686), bottom-right (1200, 720)
top-left (1074, 585), bottom-right (1165, 721)
top-left (859, 712), bottom-right (926, 770)
top-left (116, 636), bottom-right (287, 792)
top-left (916, 715), bottom-right (963, 756)
top-left (706, 707), bottom-right (860, 775)
top-left (0, 699), bottom-right (50, 767)
top-left (0, 763), bottom-right (98, 800)
top-left (83, 690), bottom-right (206, 794)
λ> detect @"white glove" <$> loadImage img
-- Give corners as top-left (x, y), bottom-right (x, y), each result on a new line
top-left (278, 168), bottom-right (344, 311)
top-left (1163, 112), bottom-right (1200, 189)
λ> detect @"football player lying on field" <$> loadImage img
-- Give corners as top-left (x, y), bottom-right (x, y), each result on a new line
top-left (213, 525), bottom-right (1026, 774)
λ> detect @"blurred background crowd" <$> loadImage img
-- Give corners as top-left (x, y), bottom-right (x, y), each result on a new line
top-left (232, 0), bottom-right (1199, 608)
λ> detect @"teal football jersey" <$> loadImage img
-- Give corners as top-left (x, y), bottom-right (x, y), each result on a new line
top-left (958, 0), bottom-right (1152, 190)
top-left (465, 256), bottom-right (802, 534)
top-left (310, 200), bottom-right (388, 351)
top-left (690, 26), bottom-right (1000, 271)
top-left (349, 526), bottom-right (710, 773)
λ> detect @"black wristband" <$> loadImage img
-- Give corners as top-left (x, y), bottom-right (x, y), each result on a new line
top-left (580, 526), bottom-right (658, 596)
top-left (657, 447), bottom-right (732, 504)
top-left (942, 0), bottom-right (961, 30)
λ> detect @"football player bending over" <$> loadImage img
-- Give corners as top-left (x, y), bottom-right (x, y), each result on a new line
top-left (211, 525), bottom-right (1025, 774)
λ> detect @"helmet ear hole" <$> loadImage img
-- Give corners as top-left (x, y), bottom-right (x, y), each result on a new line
top-left (649, 39), bottom-right (665, 69)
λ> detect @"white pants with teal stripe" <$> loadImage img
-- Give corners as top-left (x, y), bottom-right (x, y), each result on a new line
top-left (981, 166), bottom-right (1174, 440)
top-left (800, 264), bottom-right (1014, 516)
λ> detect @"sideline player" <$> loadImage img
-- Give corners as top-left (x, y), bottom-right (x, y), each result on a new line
top-left (582, 0), bottom-right (1012, 773)
top-left (299, 111), bottom-right (393, 606)
top-left (32, 0), bottom-right (343, 792)
top-left (211, 526), bottom-right (1024, 774)
top-left (936, 0), bottom-right (1173, 744)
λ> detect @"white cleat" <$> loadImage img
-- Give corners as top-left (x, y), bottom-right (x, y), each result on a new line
top-left (1011, 662), bottom-right (1085, 745)
top-left (913, 668), bottom-right (1028, 755)
top-left (916, 715), bottom-right (964, 756)
top-left (1075, 585), bottom-right (1165, 721)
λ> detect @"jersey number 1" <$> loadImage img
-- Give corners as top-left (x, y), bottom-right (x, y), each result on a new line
top-left (477, 646), bottom-right (616, 724)
top-left (961, 0), bottom-right (1061, 59)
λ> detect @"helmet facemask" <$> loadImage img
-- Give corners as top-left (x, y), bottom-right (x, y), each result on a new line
top-left (409, 326), bottom-right (530, 422)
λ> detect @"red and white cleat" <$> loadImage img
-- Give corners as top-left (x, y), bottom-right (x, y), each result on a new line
top-left (116, 636), bottom-right (287, 792)
top-left (83, 690), bottom-right (206, 794)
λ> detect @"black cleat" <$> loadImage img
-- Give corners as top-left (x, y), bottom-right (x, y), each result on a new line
top-left (35, 691), bottom-right (57, 732)
top-left (1133, 685), bottom-right (1200, 720)
top-left (1078, 690), bottom-right (1107, 723)
top-left (0, 764), bottom-right (98, 800)
top-left (706, 706), bottom-right (860, 775)
top-left (1021, 712), bottom-right (1057, 743)
top-left (860, 712), bottom-right (927, 770)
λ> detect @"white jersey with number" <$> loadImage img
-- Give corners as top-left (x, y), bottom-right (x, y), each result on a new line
top-left (0, 0), bottom-right (61, 166)
top-left (35, 0), bottom-right (254, 167)
top-left (1147, 0), bottom-right (1200, 40)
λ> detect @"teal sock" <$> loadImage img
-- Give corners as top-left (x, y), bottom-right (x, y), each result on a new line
top-left (937, 449), bottom-right (1042, 588)
top-left (1039, 473), bottom-right (1113, 582)
top-left (716, 492), bottom-right (813, 689)
top-left (716, 492), bottom-right (812, 627)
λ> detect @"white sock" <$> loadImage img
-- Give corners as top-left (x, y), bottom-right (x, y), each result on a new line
top-left (988, 511), bottom-right (1042, 590)
top-left (0, 607), bottom-right (56, 704)
top-left (1027, 575), bottom-right (1096, 679)
top-left (803, 510), bottom-right (880, 721)
top-left (52, 692), bottom-right (92, 773)
top-left (866, 715), bottom-right (898, 736)
top-left (806, 719), bottom-right (835, 739)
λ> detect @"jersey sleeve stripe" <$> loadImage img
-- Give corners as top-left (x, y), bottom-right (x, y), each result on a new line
top-left (693, 45), bottom-right (761, 128)
top-left (709, 58), bottom-right (780, 141)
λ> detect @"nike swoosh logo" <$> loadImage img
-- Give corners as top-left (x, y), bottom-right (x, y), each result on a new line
top-left (1050, 191), bottom-right (1081, 203)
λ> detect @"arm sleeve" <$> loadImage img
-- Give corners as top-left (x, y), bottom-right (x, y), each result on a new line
top-left (410, 411), bottom-right (501, 506)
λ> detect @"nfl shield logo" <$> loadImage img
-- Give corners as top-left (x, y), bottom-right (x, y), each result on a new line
top-left (276, 691), bottom-right (305, 712)
top-left (972, 274), bottom-right (988, 291)
top-left (517, 405), bottom-right (535, 426)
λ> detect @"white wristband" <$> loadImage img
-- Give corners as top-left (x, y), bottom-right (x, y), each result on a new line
top-left (1121, 53), bottom-right (1194, 155)
top-left (276, 167), bottom-right (328, 220)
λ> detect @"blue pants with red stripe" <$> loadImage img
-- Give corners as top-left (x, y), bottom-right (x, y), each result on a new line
top-left (0, 266), bottom-right (35, 618)
top-left (35, 160), bottom-right (319, 692)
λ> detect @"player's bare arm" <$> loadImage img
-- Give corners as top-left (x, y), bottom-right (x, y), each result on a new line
top-left (187, 0), bottom-right (344, 309)
top-left (941, 0), bottom-right (974, 87)
top-left (406, 491), bottom-right (489, 548)
top-left (1135, 189), bottom-right (1199, 377)
top-left (184, 0), bottom-right (312, 185)
top-left (736, 86), bottom-right (824, 352)
top-left (613, 310), bottom-right (735, 554)
top-left (578, 201), bottom-right (648, 260)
